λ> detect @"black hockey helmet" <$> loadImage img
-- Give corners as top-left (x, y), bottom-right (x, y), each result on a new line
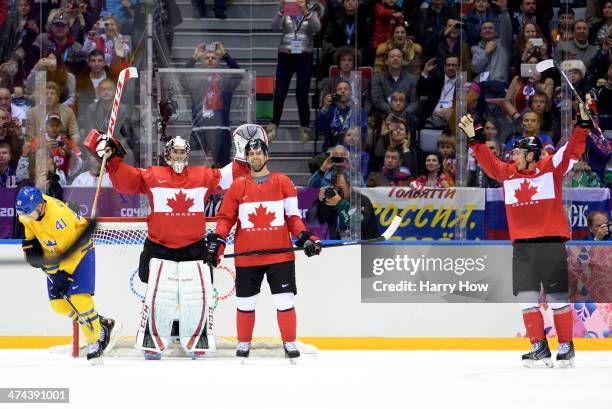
top-left (244, 138), bottom-right (268, 157)
top-left (512, 136), bottom-right (542, 161)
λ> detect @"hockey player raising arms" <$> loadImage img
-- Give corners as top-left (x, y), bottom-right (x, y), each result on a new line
top-left (206, 138), bottom-right (322, 361)
top-left (16, 186), bottom-right (117, 364)
top-left (83, 124), bottom-right (267, 359)
top-left (459, 100), bottom-right (592, 368)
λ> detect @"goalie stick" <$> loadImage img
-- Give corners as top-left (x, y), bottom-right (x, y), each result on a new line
top-left (223, 216), bottom-right (402, 259)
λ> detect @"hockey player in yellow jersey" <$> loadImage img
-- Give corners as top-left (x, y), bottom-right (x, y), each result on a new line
top-left (16, 186), bottom-right (118, 364)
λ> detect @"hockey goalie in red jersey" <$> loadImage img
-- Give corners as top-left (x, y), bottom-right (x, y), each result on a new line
top-left (460, 100), bottom-right (593, 369)
top-left (82, 123), bottom-right (268, 360)
top-left (205, 138), bottom-right (322, 361)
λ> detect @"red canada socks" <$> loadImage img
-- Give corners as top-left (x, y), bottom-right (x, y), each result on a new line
top-left (277, 308), bottom-right (296, 342)
top-left (236, 310), bottom-right (255, 343)
top-left (522, 309), bottom-right (546, 344)
top-left (553, 307), bottom-right (573, 344)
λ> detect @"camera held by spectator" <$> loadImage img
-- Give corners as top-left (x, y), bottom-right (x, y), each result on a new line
top-left (586, 210), bottom-right (612, 241)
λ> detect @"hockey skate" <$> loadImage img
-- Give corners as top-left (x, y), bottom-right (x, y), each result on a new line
top-left (283, 341), bottom-right (300, 364)
top-left (236, 342), bottom-right (251, 363)
top-left (86, 342), bottom-right (103, 366)
top-left (99, 316), bottom-right (121, 354)
top-left (556, 341), bottom-right (575, 368)
top-left (522, 339), bottom-right (554, 368)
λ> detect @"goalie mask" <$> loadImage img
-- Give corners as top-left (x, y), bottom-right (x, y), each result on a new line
top-left (164, 136), bottom-right (190, 174)
top-left (233, 124), bottom-right (268, 162)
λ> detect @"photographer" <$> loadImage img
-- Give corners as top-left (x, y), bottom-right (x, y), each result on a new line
top-left (374, 119), bottom-right (420, 177)
top-left (307, 144), bottom-right (364, 188)
top-left (585, 210), bottom-right (612, 241)
top-left (307, 172), bottom-right (378, 240)
top-left (82, 15), bottom-right (131, 75)
top-left (315, 80), bottom-right (368, 151)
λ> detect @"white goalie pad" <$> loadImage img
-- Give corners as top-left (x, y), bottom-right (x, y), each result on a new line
top-left (136, 258), bottom-right (179, 353)
top-left (177, 261), bottom-right (216, 354)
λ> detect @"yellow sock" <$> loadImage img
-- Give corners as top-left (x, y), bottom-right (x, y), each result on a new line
top-left (50, 294), bottom-right (101, 344)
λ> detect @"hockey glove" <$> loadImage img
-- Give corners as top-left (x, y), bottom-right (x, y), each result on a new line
top-left (459, 114), bottom-right (486, 144)
top-left (22, 239), bottom-right (44, 268)
top-left (576, 102), bottom-right (594, 129)
top-left (296, 231), bottom-right (322, 257)
top-left (205, 232), bottom-right (226, 268)
top-left (49, 270), bottom-right (73, 298)
top-left (83, 129), bottom-right (126, 160)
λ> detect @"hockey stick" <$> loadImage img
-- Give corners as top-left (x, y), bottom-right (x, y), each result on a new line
top-left (535, 59), bottom-right (604, 139)
top-left (223, 216), bottom-right (402, 259)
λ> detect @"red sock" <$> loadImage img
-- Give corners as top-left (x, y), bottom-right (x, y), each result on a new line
top-left (553, 308), bottom-right (573, 344)
top-left (236, 310), bottom-right (255, 343)
top-left (522, 309), bottom-right (545, 344)
top-left (277, 308), bottom-right (296, 342)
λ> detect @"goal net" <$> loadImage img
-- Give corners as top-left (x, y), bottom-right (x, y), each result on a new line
top-left (52, 217), bottom-right (317, 359)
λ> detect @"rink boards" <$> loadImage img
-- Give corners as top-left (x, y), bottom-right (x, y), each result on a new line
top-left (1, 241), bottom-right (611, 350)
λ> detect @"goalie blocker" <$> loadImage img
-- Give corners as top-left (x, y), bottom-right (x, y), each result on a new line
top-left (83, 129), bottom-right (127, 160)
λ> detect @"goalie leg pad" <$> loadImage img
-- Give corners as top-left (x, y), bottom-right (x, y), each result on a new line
top-left (177, 261), bottom-right (216, 353)
top-left (136, 258), bottom-right (178, 353)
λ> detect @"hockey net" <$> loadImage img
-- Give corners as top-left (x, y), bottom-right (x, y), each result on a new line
top-left (51, 217), bottom-right (317, 359)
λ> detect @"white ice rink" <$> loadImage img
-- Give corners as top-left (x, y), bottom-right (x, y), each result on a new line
top-left (0, 349), bottom-right (610, 409)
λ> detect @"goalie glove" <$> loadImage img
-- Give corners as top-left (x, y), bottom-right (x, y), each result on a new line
top-left (459, 114), bottom-right (486, 144)
top-left (295, 231), bottom-right (322, 257)
top-left (83, 129), bottom-right (126, 160)
top-left (205, 232), bottom-right (226, 268)
top-left (22, 239), bottom-right (44, 268)
top-left (49, 270), bottom-right (73, 299)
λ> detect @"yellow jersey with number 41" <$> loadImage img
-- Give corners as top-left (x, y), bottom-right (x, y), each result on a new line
top-left (19, 195), bottom-right (93, 274)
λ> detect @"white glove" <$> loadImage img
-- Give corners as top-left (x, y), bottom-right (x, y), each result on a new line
top-left (95, 134), bottom-right (110, 159)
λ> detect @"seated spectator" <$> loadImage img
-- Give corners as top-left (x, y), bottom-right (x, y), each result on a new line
top-left (374, 119), bottom-right (420, 177)
top-left (320, 47), bottom-right (372, 114)
top-left (378, 91), bottom-right (412, 136)
top-left (410, 152), bottom-right (452, 188)
top-left (0, 108), bottom-right (23, 169)
top-left (2, 0), bottom-right (40, 64)
top-left (315, 80), bottom-right (368, 150)
top-left (585, 210), bottom-right (612, 240)
top-left (511, 0), bottom-right (548, 39)
top-left (471, 3), bottom-right (512, 86)
top-left (82, 78), bottom-right (136, 163)
top-left (16, 148), bottom-right (67, 188)
top-left (26, 53), bottom-right (77, 107)
top-left (550, 7), bottom-right (575, 49)
top-left (321, 0), bottom-right (369, 78)
top-left (512, 22), bottom-right (549, 77)
top-left (371, 47), bottom-right (419, 129)
top-left (0, 143), bottom-right (17, 188)
top-left (267, 0), bottom-right (322, 142)
top-left (463, 0), bottom-right (499, 47)
top-left (373, 0), bottom-right (404, 51)
top-left (180, 42), bottom-right (240, 167)
top-left (306, 171), bottom-right (378, 240)
top-left (504, 59), bottom-right (554, 122)
top-left (82, 15), bottom-right (131, 75)
top-left (425, 17), bottom-right (471, 77)
top-left (374, 23), bottom-right (423, 76)
top-left (0, 88), bottom-right (26, 132)
top-left (529, 91), bottom-right (558, 142)
top-left (437, 133), bottom-right (456, 186)
top-left (468, 139), bottom-right (501, 187)
top-left (418, 55), bottom-right (458, 129)
top-left (590, 0), bottom-right (612, 48)
top-left (343, 127), bottom-right (370, 177)
top-left (366, 146), bottom-right (411, 187)
top-left (555, 20), bottom-right (598, 73)
top-left (308, 144), bottom-right (364, 188)
top-left (26, 82), bottom-right (80, 141)
top-left (559, 59), bottom-right (590, 99)
top-left (503, 111), bottom-right (555, 161)
top-left (25, 11), bottom-right (86, 75)
top-left (29, 112), bottom-right (83, 181)
top-left (571, 160), bottom-right (603, 187)
top-left (71, 155), bottom-right (112, 187)
top-left (76, 49), bottom-right (117, 121)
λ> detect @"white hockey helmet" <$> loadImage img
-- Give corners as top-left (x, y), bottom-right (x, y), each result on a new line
top-left (233, 124), bottom-right (269, 162)
top-left (164, 136), bottom-right (190, 174)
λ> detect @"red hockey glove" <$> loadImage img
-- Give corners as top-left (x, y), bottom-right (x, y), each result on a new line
top-left (83, 129), bottom-right (126, 160)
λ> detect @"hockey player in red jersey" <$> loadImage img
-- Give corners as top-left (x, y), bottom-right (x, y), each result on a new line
top-left (205, 138), bottom-right (322, 361)
top-left (82, 123), bottom-right (268, 360)
top-left (459, 101), bottom-right (593, 369)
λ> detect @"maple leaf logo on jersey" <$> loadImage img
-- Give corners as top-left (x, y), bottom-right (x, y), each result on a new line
top-left (166, 190), bottom-right (195, 213)
top-left (247, 204), bottom-right (276, 228)
top-left (514, 180), bottom-right (539, 203)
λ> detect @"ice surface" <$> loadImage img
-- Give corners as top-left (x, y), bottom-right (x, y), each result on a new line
top-left (0, 350), bottom-right (610, 409)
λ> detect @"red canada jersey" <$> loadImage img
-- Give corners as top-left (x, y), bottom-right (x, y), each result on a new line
top-left (107, 157), bottom-right (238, 248)
top-left (472, 126), bottom-right (588, 241)
top-left (215, 172), bottom-right (306, 267)
top-left (32, 134), bottom-right (81, 175)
